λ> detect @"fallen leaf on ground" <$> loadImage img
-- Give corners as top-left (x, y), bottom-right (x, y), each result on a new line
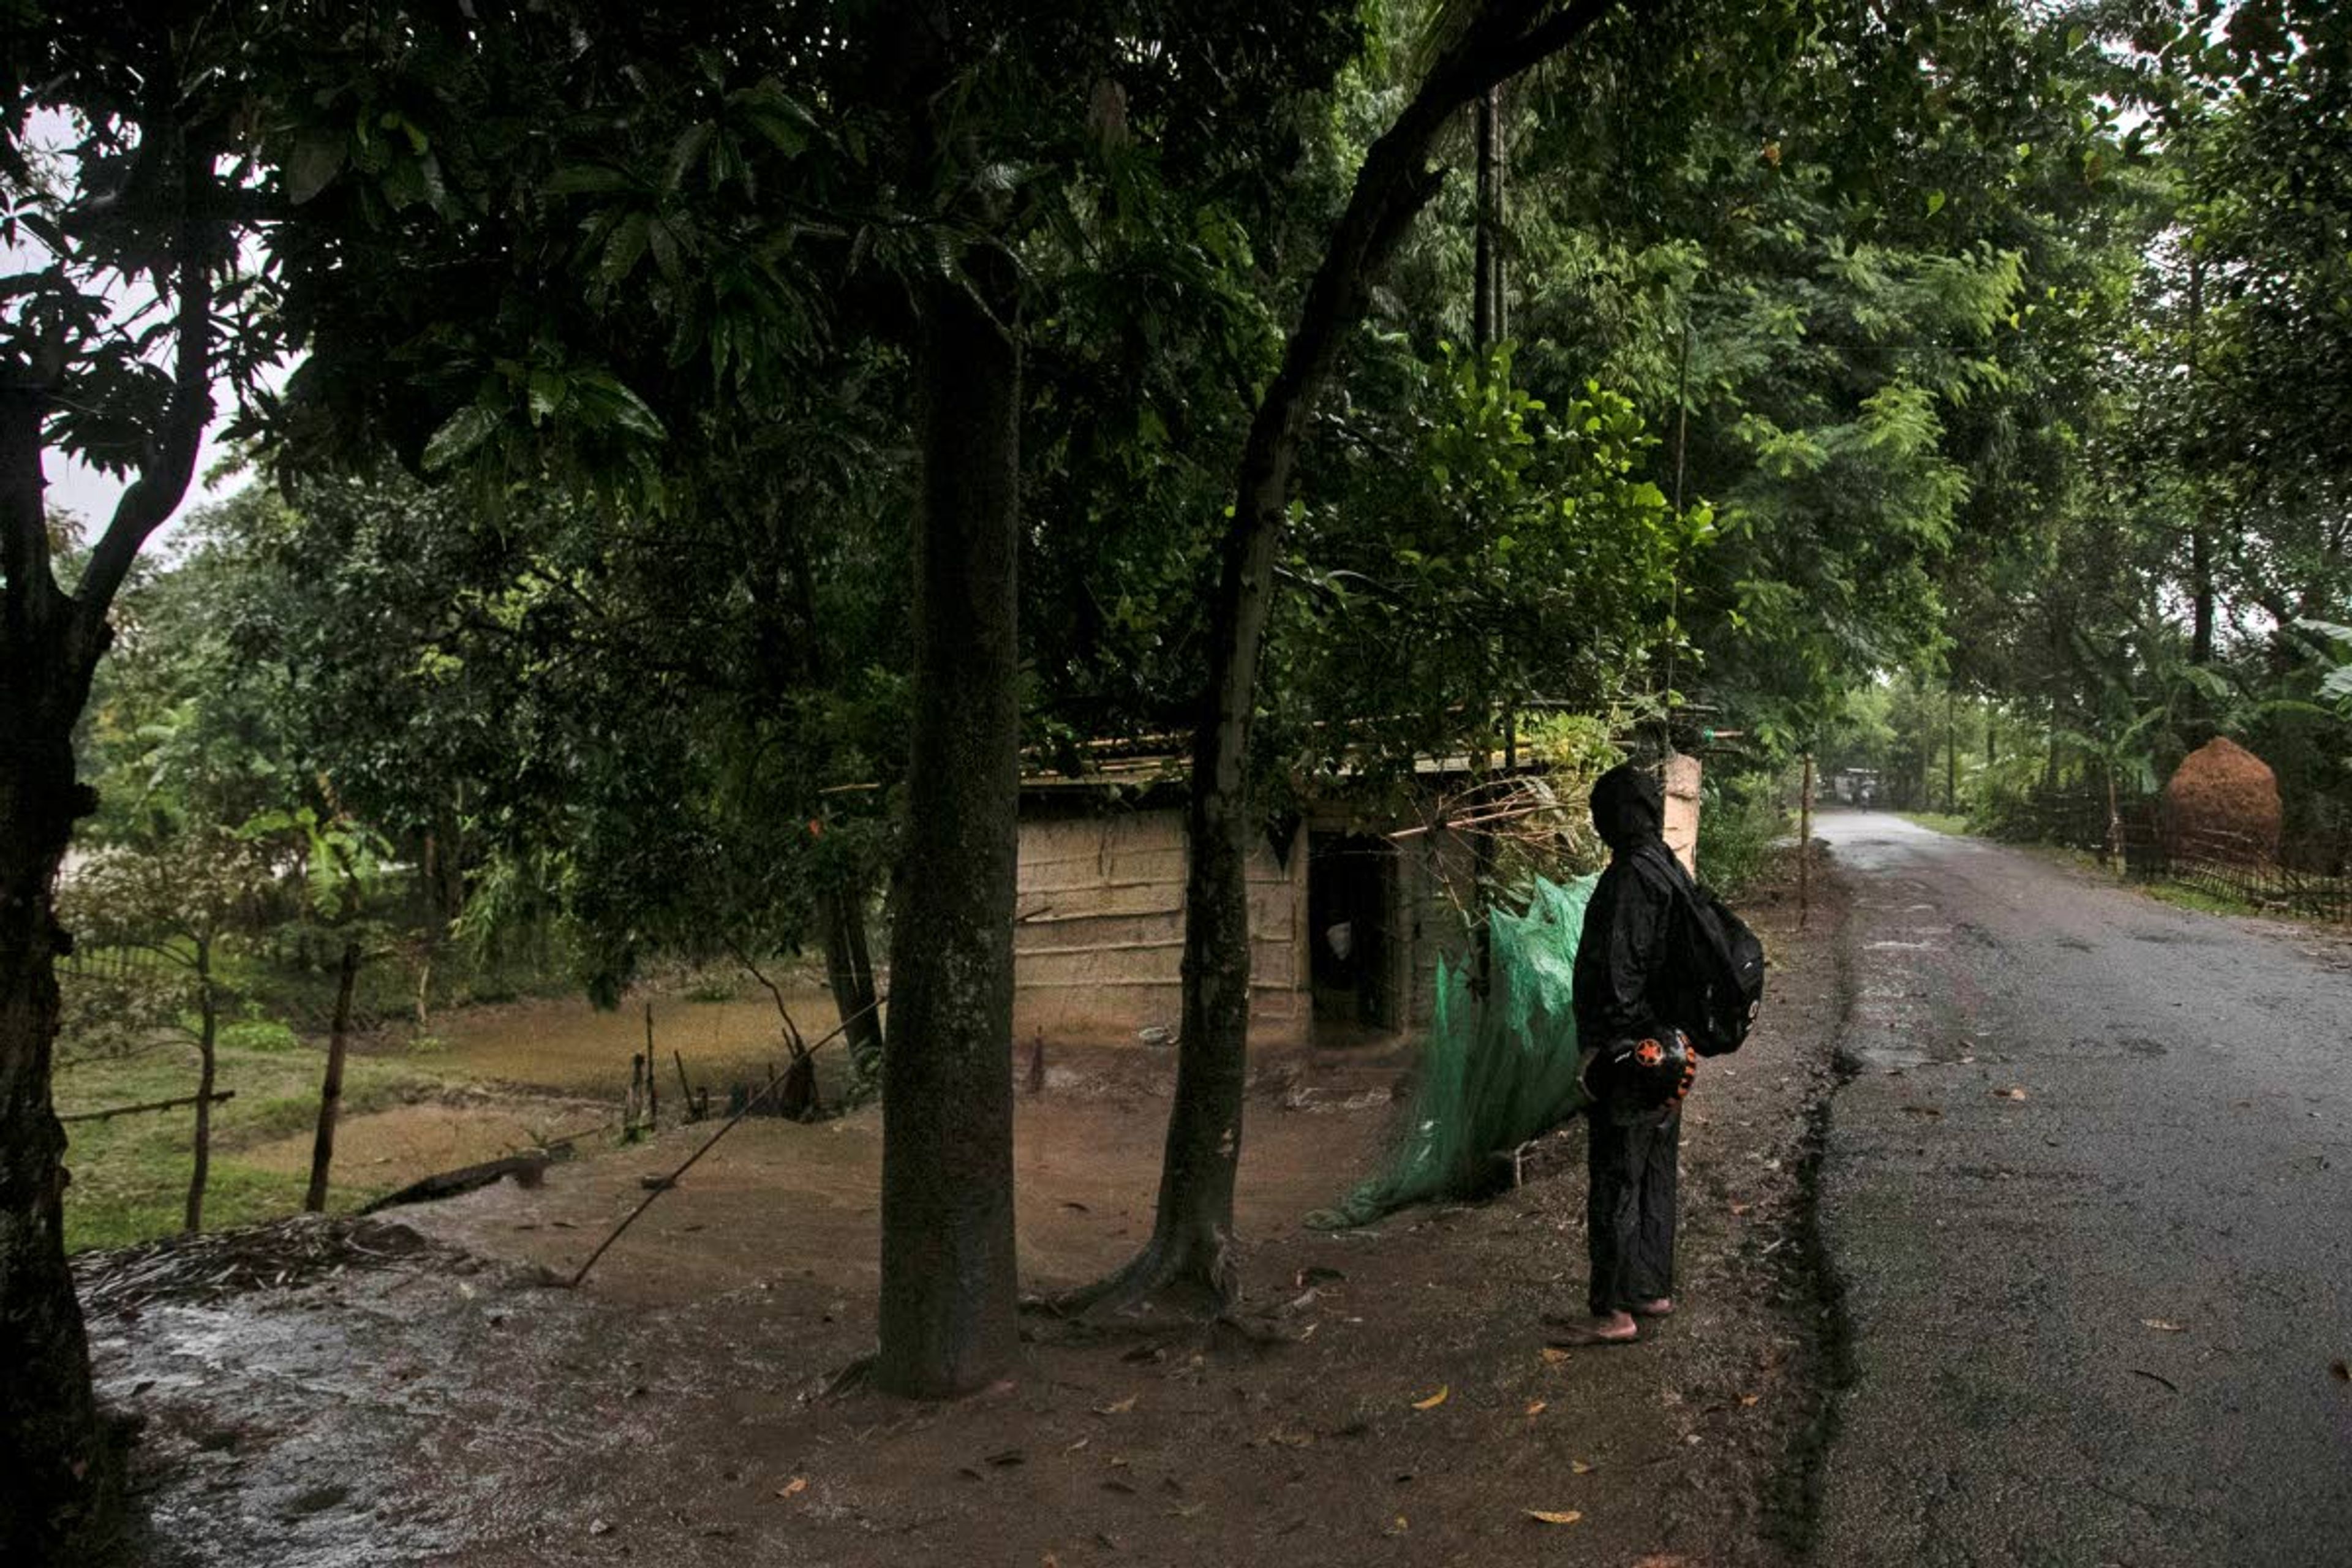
top-left (1570, 1459), bottom-right (1595, 1475)
top-left (1412, 1385), bottom-right (1449, 1410)
top-left (1729, 1202), bottom-right (1754, 1216)
top-left (984, 1448), bottom-right (1025, 1468)
top-left (1541, 1347), bottom-right (1572, 1365)
top-left (1525, 1509), bottom-right (1585, 1526)
top-left (775, 1477), bottom-right (807, 1499)
top-left (1740, 1393), bottom-right (1762, 1407)
top-left (1524, 1400), bottom-right (1547, 1417)
top-left (1095, 1395), bottom-right (1138, 1416)
top-left (1064, 1437), bottom-right (1090, 1453)
top-left (1995, 1087), bottom-right (2029, 1101)
top-left (1166, 1502), bottom-right (1205, 1519)
top-left (1901, 1105), bottom-right (1943, 1118)
top-left (1384, 1515), bottom-right (1409, 1536)
top-left (2142, 1319), bottom-right (2187, 1333)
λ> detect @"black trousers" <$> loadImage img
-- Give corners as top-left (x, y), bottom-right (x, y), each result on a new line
top-left (1585, 1102), bottom-right (1679, 1315)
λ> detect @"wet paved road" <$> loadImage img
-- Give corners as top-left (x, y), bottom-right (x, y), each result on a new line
top-left (1809, 812), bottom-right (2352, 1568)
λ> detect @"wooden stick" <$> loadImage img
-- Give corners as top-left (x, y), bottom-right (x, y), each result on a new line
top-left (672, 1050), bottom-right (695, 1119)
top-left (61, 1089), bottom-right (236, 1125)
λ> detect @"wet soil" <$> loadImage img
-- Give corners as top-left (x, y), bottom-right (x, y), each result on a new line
top-left (422, 974), bottom-right (851, 1100)
top-left (85, 865), bottom-right (1845, 1568)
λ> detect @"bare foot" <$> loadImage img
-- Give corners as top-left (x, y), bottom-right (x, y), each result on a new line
top-left (1543, 1310), bottom-right (1640, 1345)
top-left (1632, 1297), bottom-right (1675, 1317)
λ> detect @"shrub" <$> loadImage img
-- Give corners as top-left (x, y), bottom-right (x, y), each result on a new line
top-left (1697, 770), bottom-right (1789, 899)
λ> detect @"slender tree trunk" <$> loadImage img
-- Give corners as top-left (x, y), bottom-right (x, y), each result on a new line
top-left (1799, 752), bottom-right (1814, 928)
top-left (2186, 253), bottom-right (2216, 669)
top-left (820, 884), bottom-right (884, 1076)
top-left (2105, 762), bottom-right (2125, 875)
top-left (1066, 0), bottom-right (1627, 1319)
top-left (1474, 86), bottom-right (1502, 350)
top-left (304, 940), bottom-right (362, 1213)
top-left (186, 941), bottom-right (218, 1234)
top-left (875, 252), bottom-right (1023, 1398)
top-left (1470, 83), bottom-right (1508, 987)
top-left (1946, 688), bottom-right (1959, 814)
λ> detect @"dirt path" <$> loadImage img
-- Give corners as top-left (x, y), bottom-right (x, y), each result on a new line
top-left (83, 861), bottom-right (1845, 1568)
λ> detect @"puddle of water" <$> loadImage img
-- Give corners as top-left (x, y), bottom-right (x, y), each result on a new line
top-left (435, 984), bottom-right (853, 1096)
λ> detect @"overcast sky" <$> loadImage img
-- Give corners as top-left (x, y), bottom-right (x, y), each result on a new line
top-left (17, 106), bottom-right (268, 557)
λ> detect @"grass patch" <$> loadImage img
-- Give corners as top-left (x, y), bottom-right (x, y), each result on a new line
top-left (2139, 880), bottom-right (2262, 919)
top-left (56, 1036), bottom-right (445, 1253)
top-left (1898, 812), bottom-right (1973, 836)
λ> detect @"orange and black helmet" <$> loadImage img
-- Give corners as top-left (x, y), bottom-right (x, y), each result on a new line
top-left (1591, 1027), bottom-right (1698, 1122)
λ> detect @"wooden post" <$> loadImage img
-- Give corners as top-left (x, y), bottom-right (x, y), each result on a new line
top-left (1946, 688), bottom-right (1959, 815)
top-left (673, 1050), bottom-right (696, 1121)
top-left (1799, 752), bottom-right (1815, 929)
top-left (2105, 760), bottom-right (2124, 875)
top-left (186, 943), bottom-right (217, 1234)
top-left (305, 940), bottom-right (363, 1213)
top-left (643, 1003), bottom-right (658, 1128)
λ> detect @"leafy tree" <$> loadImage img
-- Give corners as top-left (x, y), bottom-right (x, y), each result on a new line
top-left (1068, 0), bottom-right (1665, 1319)
top-left (55, 831), bottom-right (271, 1233)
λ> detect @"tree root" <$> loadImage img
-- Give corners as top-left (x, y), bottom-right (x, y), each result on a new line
top-left (1045, 1230), bottom-right (1239, 1327)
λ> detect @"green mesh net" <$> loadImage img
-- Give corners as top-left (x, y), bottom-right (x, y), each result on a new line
top-left (1308, 872), bottom-right (1599, 1229)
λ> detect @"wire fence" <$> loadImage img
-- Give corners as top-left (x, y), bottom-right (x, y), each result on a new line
top-left (1986, 788), bottom-right (2352, 925)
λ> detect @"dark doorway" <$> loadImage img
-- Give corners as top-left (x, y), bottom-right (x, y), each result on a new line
top-left (1308, 832), bottom-right (1399, 1037)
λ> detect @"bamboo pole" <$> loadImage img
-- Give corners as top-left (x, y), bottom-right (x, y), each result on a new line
top-left (61, 1089), bottom-right (236, 1125)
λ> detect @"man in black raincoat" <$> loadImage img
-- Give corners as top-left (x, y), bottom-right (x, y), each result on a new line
top-left (1560, 761), bottom-right (1687, 1343)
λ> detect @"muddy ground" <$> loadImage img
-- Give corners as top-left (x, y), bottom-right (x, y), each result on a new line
top-left (80, 860), bottom-right (1847, 1568)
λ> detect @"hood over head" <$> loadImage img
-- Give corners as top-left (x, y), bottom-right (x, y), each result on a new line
top-left (1589, 763), bottom-right (1665, 853)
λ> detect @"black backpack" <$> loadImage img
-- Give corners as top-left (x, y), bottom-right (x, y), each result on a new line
top-left (1668, 872), bottom-right (1766, 1057)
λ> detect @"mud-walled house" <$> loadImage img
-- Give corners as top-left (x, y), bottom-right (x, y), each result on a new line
top-left (1011, 747), bottom-right (1701, 1052)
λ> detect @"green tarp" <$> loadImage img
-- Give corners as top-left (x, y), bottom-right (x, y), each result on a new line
top-left (1308, 872), bottom-right (1597, 1229)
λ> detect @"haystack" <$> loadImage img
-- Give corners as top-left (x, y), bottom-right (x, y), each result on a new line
top-left (2162, 736), bottom-right (2281, 864)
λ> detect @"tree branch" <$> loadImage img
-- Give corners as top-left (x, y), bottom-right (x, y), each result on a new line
top-left (72, 230), bottom-right (216, 662)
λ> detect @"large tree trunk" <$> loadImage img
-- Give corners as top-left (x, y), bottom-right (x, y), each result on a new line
top-left (0, 727), bottom-right (123, 1559)
top-left (2, 391), bottom-right (128, 1559)
top-left (1065, 0), bottom-right (1627, 1321)
top-left (873, 251), bottom-right (1023, 1398)
top-left (186, 941), bottom-right (219, 1234)
top-left (304, 940), bottom-right (363, 1213)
